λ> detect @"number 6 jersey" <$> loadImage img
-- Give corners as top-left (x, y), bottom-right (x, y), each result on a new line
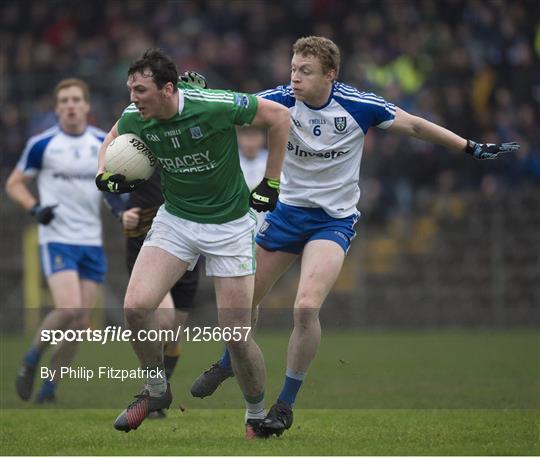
top-left (258, 82), bottom-right (396, 218)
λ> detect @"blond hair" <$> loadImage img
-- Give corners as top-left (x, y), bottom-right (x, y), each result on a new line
top-left (292, 36), bottom-right (340, 77)
top-left (53, 78), bottom-right (90, 103)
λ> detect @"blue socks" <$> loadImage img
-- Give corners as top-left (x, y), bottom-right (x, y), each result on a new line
top-left (277, 369), bottom-right (305, 407)
top-left (221, 347), bottom-right (305, 407)
top-left (37, 380), bottom-right (56, 399)
top-left (24, 346), bottom-right (42, 366)
top-left (219, 348), bottom-right (232, 371)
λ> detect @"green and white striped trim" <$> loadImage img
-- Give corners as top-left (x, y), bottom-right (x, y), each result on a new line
top-left (249, 209), bottom-right (258, 272)
top-left (183, 90), bottom-right (234, 104)
top-left (122, 103), bottom-right (139, 114)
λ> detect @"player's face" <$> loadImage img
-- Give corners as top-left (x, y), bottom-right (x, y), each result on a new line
top-left (291, 53), bottom-right (336, 106)
top-left (55, 86), bottom-right (90, 131)
top-left (127, 71), bottom-right (171, 120)
top-left (238, 128), bottom-right (265, 159)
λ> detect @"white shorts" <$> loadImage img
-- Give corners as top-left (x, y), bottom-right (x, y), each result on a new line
top-left (143, 206), bottom-right (257, 277)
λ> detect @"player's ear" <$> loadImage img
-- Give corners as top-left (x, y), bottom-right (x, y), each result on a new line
top-left (326, 69), bottom-right (337, 83)
top-left (163, 81), bottom-right (175, 97)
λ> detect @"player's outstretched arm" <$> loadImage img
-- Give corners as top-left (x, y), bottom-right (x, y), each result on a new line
top-left (247, 98), bottom-right (290, 212)
top-left (388, 107), bottom-right (519, 159)
top-left (95, 121), bottom-right (144, 193)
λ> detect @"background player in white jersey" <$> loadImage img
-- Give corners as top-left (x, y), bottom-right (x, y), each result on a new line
top-left (5, 78), bottom-right (107, 404)
top-left (238, 127), bottom-right (269, 229)
top-left (191, 36), bottom-right (519, 436)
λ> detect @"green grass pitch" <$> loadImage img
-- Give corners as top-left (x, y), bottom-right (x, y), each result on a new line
top-left (1, 329), bottom-right (538, 455)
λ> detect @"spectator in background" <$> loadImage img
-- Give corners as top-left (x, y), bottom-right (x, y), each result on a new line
top-left (2, 0), bottom-right (538, 214)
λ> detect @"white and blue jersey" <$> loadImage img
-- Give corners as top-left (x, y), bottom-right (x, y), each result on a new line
top-left (239, 148), bottom-right (268, 230)
top-left (257, 82), bottom-right (396, 218)
top-left (16, 125), bottom-right (106, 246)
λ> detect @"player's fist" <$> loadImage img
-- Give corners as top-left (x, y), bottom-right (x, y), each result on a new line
top-left (465, 140), bottom-right (519, 160)
top-left (180, 71), bottom-right (208, 88)
top-left (95, 172), bottom-right (144, 193)
top-left (30, 204), bottom-right (57, 225)
top-left (249, 177), bottom-right (280, 212)
top-left (122, 207), bottom-right (141, 230)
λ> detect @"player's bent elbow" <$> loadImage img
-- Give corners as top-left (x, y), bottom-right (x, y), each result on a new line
top-left (5, 172), bottom-right (25, 202)
top-left (5, 172), bottom-right (17, 195)
top-left (277, 104), bottom-right (291, 126)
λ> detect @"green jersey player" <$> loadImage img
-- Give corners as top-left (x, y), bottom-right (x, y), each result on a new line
top-left (95, 49), bottom-right (290, 438)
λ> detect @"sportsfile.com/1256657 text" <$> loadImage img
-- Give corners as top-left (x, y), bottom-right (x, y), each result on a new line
top-left (40, 326), bottom-right (252, 345)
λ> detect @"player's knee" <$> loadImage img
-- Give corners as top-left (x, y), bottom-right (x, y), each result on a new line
top-left (124, 306), bottom-right (152, 328)
top-left (123, 289), bottom-right (149, 310)
top-left (58, 307), bottom-right (84, 322)
top-left (225, 338), bottom-right (250, 356)
top-left (293, 307), bottom-right (320, 330)
top-left (71, 315), bottom-right (90, 331)
top-left (217, 308), bottom-right (252, 328)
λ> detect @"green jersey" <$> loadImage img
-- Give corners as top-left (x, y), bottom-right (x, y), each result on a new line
top-left (118, 84), bottom-right (259, 223)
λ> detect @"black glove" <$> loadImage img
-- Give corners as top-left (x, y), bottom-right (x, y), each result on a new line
top-left (465, 140), bottom-right (519, 160)
top-left (30, 203), bottom-right (57, 225)
top-left (95, 172), bottom-right (144, 193)
top-left (249, 177), bottom-right (280, 212)
top-left (180, 71), bottom-right (208, 88)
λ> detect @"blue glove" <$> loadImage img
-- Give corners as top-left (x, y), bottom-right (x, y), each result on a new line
top-left (30, 204), bottom-right (57, 225)
top-left (465, 140), bottom-right (519, 160)
top-left (180, 71), bottom-right (208, 88)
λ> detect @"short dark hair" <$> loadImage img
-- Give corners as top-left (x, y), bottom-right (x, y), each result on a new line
top-left (128, 48), bottom-right (178, 90)
top-left (293, 36), bottom-right (340, 78)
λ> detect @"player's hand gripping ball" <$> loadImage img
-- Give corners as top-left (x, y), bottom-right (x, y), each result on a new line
top-left (96, 134), bottom-right (155, 193)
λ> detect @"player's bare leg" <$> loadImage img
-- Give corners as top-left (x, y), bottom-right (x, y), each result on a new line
top-left (263, 239), bottom-right (345, 436)
top-left (155, 292), bottom-right (175, 333)
top-left (190, 246), bottom-right (296, 399)
top-left (124, 246), bottom-right (187, 367)
top-left (214, 275), bottom-right (268, 438)
top-left (149, 293), bottom-right (188, 419)
top-left (114, 246), bottom-right (187, 432)
top-left (251, 245), bottom-right (298, 325)
top-left (41, 279), bottom-right (99, 403)
top-left (16, 271), bottom-right (90, 402)
top-left (163, 307), bottom-right (189, 379)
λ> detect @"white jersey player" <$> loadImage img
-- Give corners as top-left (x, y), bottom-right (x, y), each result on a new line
top-left (5, 78), bottom-right (107, 404)
top-left (258, 81), bottom-right (394, 218)
top-left (191, 36), bottom-right (519, 438)
top-left (15, 124), bottom-right (105, 247)
top-left (238, 127), bottom-right (269, 230)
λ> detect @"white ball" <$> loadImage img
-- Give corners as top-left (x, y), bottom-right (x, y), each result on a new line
top-left (104, 133), bottom-right (156, 181)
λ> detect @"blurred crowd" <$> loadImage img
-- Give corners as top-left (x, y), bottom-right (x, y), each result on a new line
top-left (2, 0), bottom-right (539, 220)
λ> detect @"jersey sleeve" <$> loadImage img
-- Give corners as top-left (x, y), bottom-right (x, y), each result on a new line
top-left (102, 192), bottom-right (129, 219)
top-left (334, 84), bottom-right (396, 134)
top-left (117, 104), bottom-right (143, 136)
top-left (228, 92), bottom-right (259, 126)
top-left (364, 93), bottom-right (396, 129)
top-left (182, 87), bottom-right (258, 127)
top-left (16, 134), bottom-right (55, 176)
top-left (256, 85), bottom-right (296, 108)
